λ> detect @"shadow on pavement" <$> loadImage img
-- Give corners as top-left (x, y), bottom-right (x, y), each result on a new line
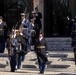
top-left (50, 74), bottom-right (76, 75)
top-left (22, 65), bottom-right (36, 68)
top-left (0, 63), bottom-right (7, 68)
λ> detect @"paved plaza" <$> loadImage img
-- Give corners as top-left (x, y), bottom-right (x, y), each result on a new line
top-left (0, 49), bottom-right (76, 75)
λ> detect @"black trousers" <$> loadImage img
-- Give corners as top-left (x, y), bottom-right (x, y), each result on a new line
top-left (10, 55), bottom-right (16, 71)
top-left (74, 53), bottom-right (76, 63)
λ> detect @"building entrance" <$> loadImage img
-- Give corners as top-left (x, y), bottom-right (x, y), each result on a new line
top-left (44, 0), bottom-right (72, 37)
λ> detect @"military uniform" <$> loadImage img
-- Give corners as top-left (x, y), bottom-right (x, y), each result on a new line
top-left (71, 22), bottom-right (76, 65)
top-left (6, 37), bottom-right (18, 72)
top-left (35, 35), bottom-right (48, 74)
top-left (0, 20), bottom-right (7, 53)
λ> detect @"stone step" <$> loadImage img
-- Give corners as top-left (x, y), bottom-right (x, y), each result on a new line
top-left (22, 65), bottom-right (36, 68)
top-left (48, 45), bottom-right (72, 48)
top-left (45, 37), bottom-right (73, 51)
top-left (47, 65), bottom-right (70, 68)
top-left (50, 54), bottom-right (68, 58)
top-left (62, 58), bottom-right (74, 61)
top-left (48, 42), bottom-right (72, 45)
top-left (0, 63), bottom-right (7, 68)
top-left (45, 37), bottom-right (72, 42)
top-left (0, 53), bottom-right (8, 57)
top-left (48, 48), bottom-right (73, 51)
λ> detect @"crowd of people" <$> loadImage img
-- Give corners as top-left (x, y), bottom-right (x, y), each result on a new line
top-left (1, 6), bottom-right (76, 74)
top-left (0, 8), bottom-right (48, 74)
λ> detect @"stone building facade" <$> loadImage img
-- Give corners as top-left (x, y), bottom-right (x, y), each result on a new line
top-left (0, 0), bottom-right (76, 37)
top-left (33, 0), bottom-right (76, 37)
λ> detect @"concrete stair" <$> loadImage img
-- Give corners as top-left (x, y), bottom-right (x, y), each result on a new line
top-left (0, 39), bottom-right (75, 75)
top-left (45, 37), bottom-right (73, 51)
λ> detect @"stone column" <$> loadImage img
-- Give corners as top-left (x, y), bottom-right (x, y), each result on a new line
top-left (33, 0), bottom-right (44, 36)
top-left (33, 0), bottom-right (39, 10)
top-left (69, 0), bottom-right (75, 18)
top-left (39, 0), bottom-right (44, 36)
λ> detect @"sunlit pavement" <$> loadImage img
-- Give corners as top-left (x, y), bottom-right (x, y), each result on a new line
top-left (0, 49), bottom-right (76, 75)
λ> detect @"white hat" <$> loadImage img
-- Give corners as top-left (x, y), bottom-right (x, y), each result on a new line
top-left (21, 13), bottom-right (26, 16)
top-left (32, 11), bottom-right (36, 14)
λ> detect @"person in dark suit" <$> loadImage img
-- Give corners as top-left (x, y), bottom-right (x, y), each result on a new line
top-left (0, 16), bottom-right (7, 53)
top-left (35, 31), bottom-right (48, 74)
top-left (30, 11), bottom-right (42, 37)
top-left (6, 33), bottom-right (18, 72)
top-left (30, 19), bottom-right (36, 50)
top-left (15, 28), bottom-right (27, 69)
top-left (71, 17), bottom-right (76, 65)
top-left (35, 7), bottom-right (42, 20)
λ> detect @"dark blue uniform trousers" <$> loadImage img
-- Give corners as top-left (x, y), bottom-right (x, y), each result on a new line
top-left (38, 61), bottom-right (46, 73)
top-left (10, 55), bottom-right (16, 71)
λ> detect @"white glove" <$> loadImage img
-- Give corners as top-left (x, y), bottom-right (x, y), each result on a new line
top-left (20, 33), bottom-right (23, 36)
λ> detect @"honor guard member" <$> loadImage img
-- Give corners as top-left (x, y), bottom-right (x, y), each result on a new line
top-left (6, 33), bottom-right (18, 72)
top-left (35, 31), bottom-right (48, 74)
top-left (0, 16), bottom-right (7, 53)
top-left (16, 13), bottom-right (32, 52)
top-left (71, 17), bottom-right (76, 65)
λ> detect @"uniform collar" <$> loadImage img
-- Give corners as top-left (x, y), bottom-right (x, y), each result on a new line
top-left (0, 21), bottom-right (2, 24)
top-left (39, 37), bottom-right (43, 41)
top-left (22, 18), bottom-right (26, 23)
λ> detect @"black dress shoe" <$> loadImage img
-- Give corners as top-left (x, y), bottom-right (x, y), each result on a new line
top-left (10, 70), bottom-right (15, 72)
top-left (38, 71), bottom-right (44, 74)
top-left (75, 62), bottom-right (76, 65)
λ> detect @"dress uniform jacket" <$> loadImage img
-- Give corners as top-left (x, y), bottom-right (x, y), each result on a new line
top-left (35, 38), bottom-right (48, 63)
top-left (35, 37), bottom-right (48, 73)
